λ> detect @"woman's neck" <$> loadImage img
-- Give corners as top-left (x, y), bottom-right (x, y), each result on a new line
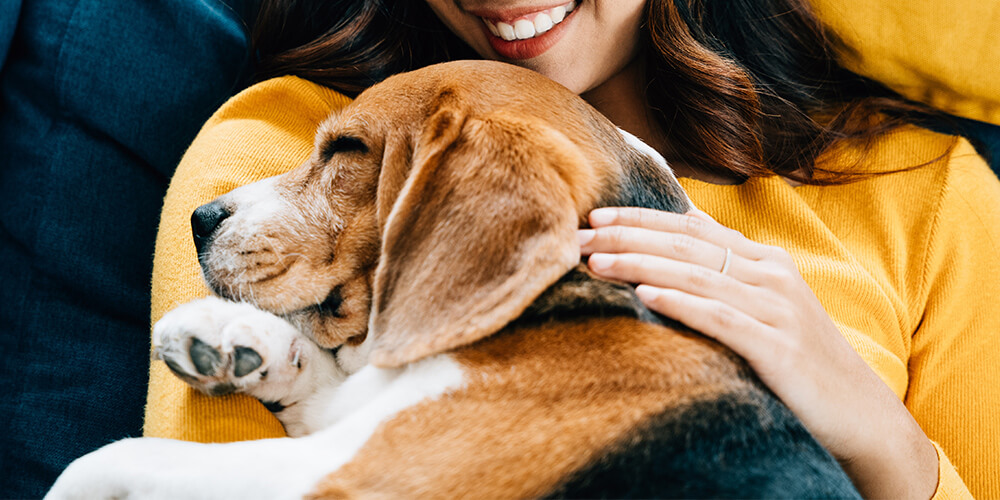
top-left (580, 56), bottom-right (741, 185)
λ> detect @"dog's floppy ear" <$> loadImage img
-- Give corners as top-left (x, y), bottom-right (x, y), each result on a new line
top-left (369, 107), bottom-right (590, 367)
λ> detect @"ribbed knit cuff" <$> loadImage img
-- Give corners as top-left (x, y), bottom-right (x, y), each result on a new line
top-left (929, 441), bottom-right (973, 500)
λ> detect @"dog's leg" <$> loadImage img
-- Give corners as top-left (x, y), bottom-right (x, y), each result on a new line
top-left (46, 355), bottom-right (465, 500)
top-left (153, 296), bottom-right (346, 436)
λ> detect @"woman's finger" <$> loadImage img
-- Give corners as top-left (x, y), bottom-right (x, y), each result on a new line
top-left (580, 225), bottom-right (786, 289)
top-left (633, 284), bottom-right (776, 363)
top-left (587, 252), bottom-right (787, 325)
top-left (588, 207), bottom-right (771, 261)
top-left (579, 225), bottom-right (733, 272)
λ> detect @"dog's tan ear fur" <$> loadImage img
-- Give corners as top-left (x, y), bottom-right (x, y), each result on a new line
top-left (369, 107), bottom-right (592, 367)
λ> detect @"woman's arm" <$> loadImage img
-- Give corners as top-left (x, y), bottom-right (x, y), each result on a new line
top-left (144, 76), bottom-right (352, 442)
top-left (902, 139), bottom-right (1000, 499)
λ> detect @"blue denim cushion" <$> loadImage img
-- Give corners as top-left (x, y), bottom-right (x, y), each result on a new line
top-left (0, 0), bottom-right (252, 496)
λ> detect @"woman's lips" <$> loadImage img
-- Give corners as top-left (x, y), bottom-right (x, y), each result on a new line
top-left (476, 1), bottom-right (577, 60)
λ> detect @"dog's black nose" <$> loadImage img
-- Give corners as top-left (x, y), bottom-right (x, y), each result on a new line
top-left (191, 201), bottom-right (230, 253)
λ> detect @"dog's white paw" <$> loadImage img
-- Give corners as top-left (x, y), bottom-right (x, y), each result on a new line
top-left (153, 297), bottom-right (341, 416)
top-left (46, 438), bottom-right (184, 500)
top-left (46, 437), bottom-right (319, 500)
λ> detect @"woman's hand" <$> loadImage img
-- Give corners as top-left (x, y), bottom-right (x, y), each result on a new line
top-left (578, 206), bottom-right (939, 499)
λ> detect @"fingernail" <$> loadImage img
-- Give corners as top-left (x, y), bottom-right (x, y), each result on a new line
top-left (589, 208), bottom-right (616, 227)
top-left (577, 229), bottom-right (595, 247)
top-left (588, 253), bottom-right (613, 272)
top-left (634, 285), bottom-right (657, 303)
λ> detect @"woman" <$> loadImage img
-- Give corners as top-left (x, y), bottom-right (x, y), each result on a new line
top-left (147, 1), bottom-right (999, 498)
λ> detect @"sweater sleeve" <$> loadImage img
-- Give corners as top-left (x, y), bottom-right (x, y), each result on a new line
top-left (907, 139), bottom-right (1000, 499)
top-left (929, 441), bottom-right (972, 500)
top-left (143, 76), bottom-right (352, 441)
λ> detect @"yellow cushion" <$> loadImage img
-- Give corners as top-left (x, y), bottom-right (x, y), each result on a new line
top-left (811, 0), bottom-right (1000, 125)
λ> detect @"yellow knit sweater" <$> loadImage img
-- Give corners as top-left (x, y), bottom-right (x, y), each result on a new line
top-left (146, 76), bottom-right (999, 498)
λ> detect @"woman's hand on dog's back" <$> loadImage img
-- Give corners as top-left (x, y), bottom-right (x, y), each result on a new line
top-left (578, 206), bottom-right (938, 500)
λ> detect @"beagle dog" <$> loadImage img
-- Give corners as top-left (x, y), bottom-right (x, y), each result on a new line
top-left (49, 60), bottom-right (859, 499)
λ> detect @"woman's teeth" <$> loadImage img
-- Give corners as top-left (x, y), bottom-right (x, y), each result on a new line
top-left (483, 1), bottom-right (576, 41)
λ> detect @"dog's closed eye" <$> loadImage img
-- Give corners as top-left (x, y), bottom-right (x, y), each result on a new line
top-left (320, 136), bottom-right (368, 163)
top-left (317, 285), bottom-right (344, 318)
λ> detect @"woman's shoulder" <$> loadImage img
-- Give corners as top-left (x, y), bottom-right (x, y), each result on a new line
top-left (798, 125), bottom-right (1000, 271)
top-left (816, 125), bottom-right (998, 211)
top-left (854, 126), bottom-right (1000, 268)
top-left (817, 125), bottom-right (963, 176)
top-left (873, 126), bottom-right (998, 213)
top-left (907, 129), bottom-right (1000, 248)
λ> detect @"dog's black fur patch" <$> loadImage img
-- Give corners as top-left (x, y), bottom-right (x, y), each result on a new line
top-left (549, 389), bottom-right (860, 499)
top-left (520, 265), bottom-right (663, 326)
top-left (600, 145), bottom-right (691, 215)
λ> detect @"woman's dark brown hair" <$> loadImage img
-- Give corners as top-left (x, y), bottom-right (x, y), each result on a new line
top-left (252, 0), bottom-right (938, 184)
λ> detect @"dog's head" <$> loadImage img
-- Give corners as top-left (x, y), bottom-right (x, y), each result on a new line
top-left (192, 60), bottom-right (690, 368)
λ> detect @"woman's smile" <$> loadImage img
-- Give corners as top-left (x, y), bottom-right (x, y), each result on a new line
top-left (472, 1), bottom-right (577, 59)
top-left (424, 0), bottom-right (645, 94)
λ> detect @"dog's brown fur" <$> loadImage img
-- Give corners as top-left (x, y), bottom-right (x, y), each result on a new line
top-left (310, 316), bottom-right (750, 499)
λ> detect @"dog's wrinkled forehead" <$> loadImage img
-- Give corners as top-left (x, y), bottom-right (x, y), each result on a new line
top-left (307, 68), bottom-right (499, 219)
top-left (311, 91), bottom-right (434, 169)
